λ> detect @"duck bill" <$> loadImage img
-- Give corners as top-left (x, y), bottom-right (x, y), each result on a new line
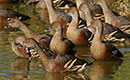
top-left (12, 41), bottom-right (31, 58)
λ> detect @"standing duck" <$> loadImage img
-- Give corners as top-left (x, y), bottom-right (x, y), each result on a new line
top-left (8, 18), bottom-right (53, 48)
top-left (66, 7), bottom-right (91, 46)
top-left (50, 21), bottom-right (75, 55)
top-left (79, 2), bottom-right (130, 42)
top-left (0, 8), bottom-right (30, 21)
top-left (24, 38), bottom-right (91, 72)
top-left (75, 0), bottom-right (103, 20)
top-left (90, 19), bottom-right (123, 60)
top-left (42, 0), bottom-right (71, 24)
top-left (95, 0), bottom-right (130, 34)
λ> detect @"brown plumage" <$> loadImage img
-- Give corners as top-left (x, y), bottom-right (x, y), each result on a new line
top-left (66, 7), bottom-right (91, 46)
top-left (50, 21), bottom-right (75, 55)
top-left (79, 2), bottom-right (130, 42)
top-left (8, 18), bottom-right (53, 48)
top-left (95, 0), bottom-right (130, 34)
top-left (24, 38), bottom-right (91, 72)
top-left (12, 36), bottom-right (31, 58)
top-left (90, 19), bottom-right (123, 60)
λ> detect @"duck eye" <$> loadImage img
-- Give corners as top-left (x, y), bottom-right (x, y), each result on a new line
top-left (27, 40), bottom-right (31, 43)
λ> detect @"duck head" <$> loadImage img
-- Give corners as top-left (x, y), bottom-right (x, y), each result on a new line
top-left (12, 36), bottom-right (41, 58)
top-left (50, 21), bottom-right (62, 32)
top-left (67, 7), bottom-right (79, 22)
top-left (91, 19), bottom-right (103, 30)
top-left (8, 18), bottom-right (23, 29)
top-left (79, 2), bottom-right (93, 26)
top-left (12, 36), bottom-right (31, 58)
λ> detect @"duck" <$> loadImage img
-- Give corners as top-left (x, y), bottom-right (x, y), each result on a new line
top-left (8, 18), bottom-right (53, 48)
top-left (95, 0), bottom-right (130, 34)
top-left (12, 36), bottom-right (31, 58)
top-left (90, 19), bottom-right (123, 60)
top-left (23, 38), bottom-right (92, 72)
top-left (35, 0), bottom-right (47, 9)
top-left (79, 2), bottom-right (130, 42)
top-left (42, 0), bottom-right (71, 24)
top-left (27, 0), bottom-right (75, 10)
top-left (0, 8), bottom-right (30, 21)
top-left (0, 8), bottom-right (30, 30)
top-left (35, 1), bottom-right (49, 21)
top-left (12, 36), bottom-right (56, 58)
top-left (50, 21), bottom-right (75, 55)
top-left (66, 7), bottom-right (92, 46)
top-left (75, 0), bottom-right (103, 21)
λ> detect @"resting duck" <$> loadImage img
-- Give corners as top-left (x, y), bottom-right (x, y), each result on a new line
top-left (95, 0), bottom-right (130, 34)
top-left (90, 19), bottom-right (123, 60)
top-left (50, 21), bottom-right (75, 55)
top-left (43, 0), bottom-right (71, 24)
top-left (0, 8), bottom-right (30, 21)
top-left (23, 38), bottom-right (92, 72)
top-left (79, 2), bottom-right (130, 42)
top-left (0, 8), bottom-right (30, 30)
top-left (75, 0), bottom-right (103, 20)
top-left (66, 7), bottom-right (92, 46)
top-left (35, 0), bottom-right (47, 9)
top-left (8, 18), bottom-right (53, 48)
top-left (27, 0), bottom-right (75, 10)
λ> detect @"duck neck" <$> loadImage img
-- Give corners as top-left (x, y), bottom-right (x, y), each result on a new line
top-left (75, 0), bottom-right (85, 8)
top-left (69, 11), bottom-right (79, 30)
top-left (19, 23), bottom-right (40, 41)
top-left (93, 25), bottom-right (103, 43)
top-left (44, 0), bottom-right (58, 23)
top-left (98, 0), bottom-right (116, 24)
top-left (35, 43), bottom-right (50, 67)
top-left (52, 29), bottom-right (63, 42)
top-left (84, 7), bottom-right (93, 26)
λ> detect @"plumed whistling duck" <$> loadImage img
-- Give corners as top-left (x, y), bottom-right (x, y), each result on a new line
top-left (79, 2), bottom-right (130, 42)
top-left (35, 0), bottom-right (47, 9)
top-left (50, 21), bottom-right (75, 55)
top-left (90, 19), bottom-right (123, 60)
top-left (0, 8), bottom-right (30, 21)
top-left (27, 0), bottom-right (75, 10)
top-left (75, 0), bottom-right (103, 20)
top-left (67, 7), bottom-right (92, 46)
top-left (12, 36), bottom-right (31, 58)
top-left (95, 0), bottom-right (130, 34)
top-left (24, 38), bottom-right (92, 72)
top-left (35, 1), bottom-right (49, 21)
top-left (8, 18), bottom-right (53, 48)
top-left (43, 0), bottom-right (71, 24)
top-left (12, 36), bottom-right (56, 58)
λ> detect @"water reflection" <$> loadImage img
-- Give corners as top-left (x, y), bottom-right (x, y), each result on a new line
top-left (0, 1), bottom-right (129, 80)
top-left (9, 57), bottom-right (90, 80)
top-left (87, 60), bottom-right (123, 80)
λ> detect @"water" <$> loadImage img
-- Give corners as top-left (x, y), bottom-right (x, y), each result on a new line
top-left (0, 1), bottom-right (129, 80)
